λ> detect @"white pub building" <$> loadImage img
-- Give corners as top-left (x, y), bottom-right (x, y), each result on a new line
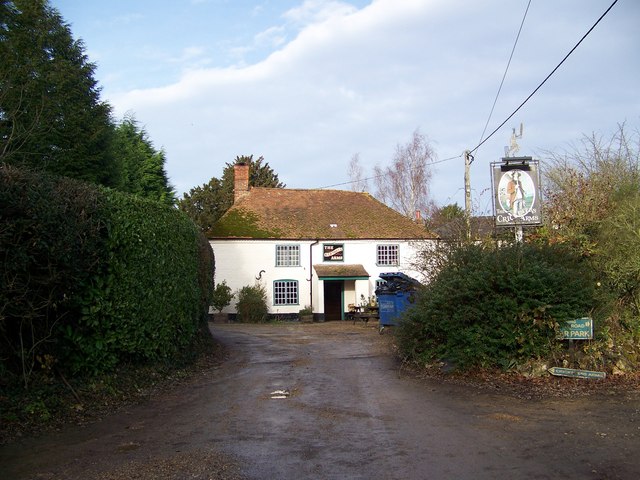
top-left (208, 163), bottom-right (436, 321)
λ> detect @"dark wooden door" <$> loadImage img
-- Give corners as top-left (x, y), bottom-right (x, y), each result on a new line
top-left (323, 281), bottom-right (343, 321)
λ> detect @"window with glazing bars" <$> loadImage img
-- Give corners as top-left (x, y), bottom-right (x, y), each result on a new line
top-left (274, 280), bottom-right (299, 305)
top-left (276, 244), bottom-right (300, 266)
top-left (376, 244), bottom-right (399, 266)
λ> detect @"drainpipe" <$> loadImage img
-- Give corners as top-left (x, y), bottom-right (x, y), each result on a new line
top-left (307, 239), bottom-right (320, 311)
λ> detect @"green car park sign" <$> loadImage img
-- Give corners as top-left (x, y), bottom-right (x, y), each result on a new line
top-left (551, 317), bottom-right (606, 379)
top-left (558, 317), bottom-right (593, 340)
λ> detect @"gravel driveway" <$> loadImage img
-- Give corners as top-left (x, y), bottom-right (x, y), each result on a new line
top-left (1, 322), bottom-right (639, 479)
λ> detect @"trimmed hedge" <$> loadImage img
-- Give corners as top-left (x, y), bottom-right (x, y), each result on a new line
top-left (0, 165), bottom-right (214, 383)
top-left (1, 166), bottom-right (105, 384)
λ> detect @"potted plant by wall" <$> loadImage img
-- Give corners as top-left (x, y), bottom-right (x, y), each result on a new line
top-left (299, 305), bottom-right (313, 323)
top-left (211, 281), bottom-right (234, 323)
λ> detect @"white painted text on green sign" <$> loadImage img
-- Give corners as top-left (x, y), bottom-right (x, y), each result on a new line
top-left (558, 317), bottom-right (593, 340)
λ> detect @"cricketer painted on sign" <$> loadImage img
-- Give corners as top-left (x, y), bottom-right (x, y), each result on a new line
top-left (498, 169), bottom-right (535, 218)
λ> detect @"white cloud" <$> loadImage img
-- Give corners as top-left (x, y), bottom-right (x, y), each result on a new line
top-left (178, 46), bottom-right (207, 62)
top-left (283, 0), bottom-right (358, 26)
top-left (250, 4), bottom-right (265, 17)
top-left (107, 0), bottom-right (640, 207)
top-left (112, 12), bottom-right (144, 26)
top-left (254, 26), bottom-right (288, 49)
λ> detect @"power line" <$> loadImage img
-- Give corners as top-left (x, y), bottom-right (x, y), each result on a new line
top-left (317, 154), bottom-right (461, 190)
top-left (431, 154), bottom-right (463, 165)
top-left (474, 0), bottom-right (531, 162)
top-left (469, 0), bottom-right (619, 155)
top-left (318, 174), bottom-right (382, 190)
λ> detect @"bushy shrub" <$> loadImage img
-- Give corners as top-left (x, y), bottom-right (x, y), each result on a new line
top-left (236, 284), bottom-right (268, 323)
top-left (539, 125), bottom-right (640, 367)
top-left (397, 242), bottom-right (599, 371)
top-left (595, 192), bottom-right (640, 321)
top-left (211, 281), bottom-right (234, 313)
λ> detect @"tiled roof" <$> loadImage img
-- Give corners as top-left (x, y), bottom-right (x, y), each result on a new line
top-left (210, 188), bottom-right (436, 240)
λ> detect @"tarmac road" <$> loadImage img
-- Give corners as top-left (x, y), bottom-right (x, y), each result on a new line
top-left (206, 323), bottom-right (638, 479)
top-left (1, 322), bottom-right (638, 479)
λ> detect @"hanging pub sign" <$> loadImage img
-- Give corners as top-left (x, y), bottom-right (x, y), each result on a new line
top-left (323, 244), bottom-right (344, 262)
top-left (491, 157), bottom-right (542, 227)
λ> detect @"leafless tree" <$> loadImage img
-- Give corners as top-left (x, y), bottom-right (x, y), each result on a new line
top-left (373, 129), bottom-right (435, 218)
top-left (541, 123), bottom-right (640, 245)
top-left (347, 153), bottom-right (369, 192)
top-left (542, 122), bottom-right (639, 195)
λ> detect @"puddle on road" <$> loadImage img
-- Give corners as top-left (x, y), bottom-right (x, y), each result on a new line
top-left (487, 412), bottom-right (523, 422)
top-left (270, 389), bottom-right (290, 399)
top-left (117, 441), bottom-right (141, 452)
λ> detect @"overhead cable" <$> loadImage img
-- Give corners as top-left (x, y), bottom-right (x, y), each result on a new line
top-left (469, 0), bottom-right (619, 155)
top-left (474, 0), bottom-right (531, 162)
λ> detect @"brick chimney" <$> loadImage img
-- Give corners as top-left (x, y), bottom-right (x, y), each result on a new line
top-left (234, 162), bottom-right (250, 204)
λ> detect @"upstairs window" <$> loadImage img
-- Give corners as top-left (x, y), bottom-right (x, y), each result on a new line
top-left (276, 244), bottom-right (300, 267)
top-left (274, 280), bottom-right (299, 305)
top-left (377, 244), bottom-right (399, 266)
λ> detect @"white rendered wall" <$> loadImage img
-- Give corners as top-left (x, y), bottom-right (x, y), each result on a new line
top-left (209, 238), bottom-right (433, 314)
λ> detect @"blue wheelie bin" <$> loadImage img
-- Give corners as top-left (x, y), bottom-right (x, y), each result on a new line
top-left (375, 272), bottom-right (421, 333)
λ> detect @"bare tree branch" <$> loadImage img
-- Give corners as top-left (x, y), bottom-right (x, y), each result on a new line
top-left (347, 153), bottom-right (369, 192)
top-left (374, 129), bottom-right (435, 218)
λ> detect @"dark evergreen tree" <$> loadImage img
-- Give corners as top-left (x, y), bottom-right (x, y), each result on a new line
top-left (179, 155), bottom-right (284, 234)
top-left (112, 115), bottom-right (176, 205)
top-left (178, 177), bottom-right (225, 235)
top-left (0, 0), bottom-right (116, 186)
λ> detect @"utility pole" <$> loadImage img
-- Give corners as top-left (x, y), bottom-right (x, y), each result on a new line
top-left (464, 150), bottom-right (472, 241)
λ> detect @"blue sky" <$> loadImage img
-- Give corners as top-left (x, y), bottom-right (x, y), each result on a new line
top-left (51, 0), bottom-right (640, 213)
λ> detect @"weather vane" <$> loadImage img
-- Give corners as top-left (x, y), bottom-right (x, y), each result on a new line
top-left (504, 123), bottom-right (523, 158)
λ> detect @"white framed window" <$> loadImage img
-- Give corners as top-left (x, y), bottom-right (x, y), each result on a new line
top-left (276, 244), bottom-right (300, 267)
top-left (274, 280), bottom-right (299, 305)
top-left (377, 244), bottom-right (399, 266)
